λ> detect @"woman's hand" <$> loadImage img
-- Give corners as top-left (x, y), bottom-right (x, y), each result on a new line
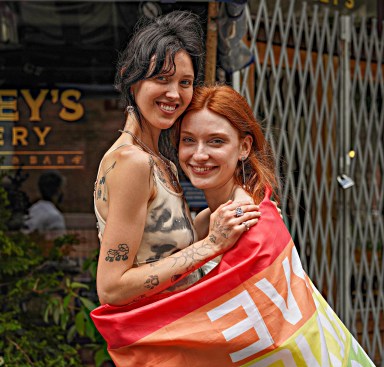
top-left (207, 200), bottom-right (261, 254)
top-left (271, 200), bottom-right (283, 219)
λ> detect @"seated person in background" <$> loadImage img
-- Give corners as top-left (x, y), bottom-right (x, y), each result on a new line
top-left (24, 170), bottom-right (66, 236)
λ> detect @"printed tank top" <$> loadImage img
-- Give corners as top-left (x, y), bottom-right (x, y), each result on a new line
top-left (94, 145), bottom-right (202, 291)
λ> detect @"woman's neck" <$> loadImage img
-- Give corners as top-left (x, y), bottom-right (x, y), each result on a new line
top-left (122, 117), bottom-right (161, 154)
top-left (204, 184), bottom-right (253, 212)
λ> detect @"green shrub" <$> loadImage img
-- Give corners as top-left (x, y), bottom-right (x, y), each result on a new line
top-left (0, 175), bottom-right (110, 366)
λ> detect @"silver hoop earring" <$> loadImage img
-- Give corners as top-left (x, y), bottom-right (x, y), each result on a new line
top-left (241, 156), bottom-right (247, 189)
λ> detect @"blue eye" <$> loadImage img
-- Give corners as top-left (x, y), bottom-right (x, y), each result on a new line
top-left (156, 75), bottom-right (167, 82)
top-left (180, 80), bottom-right (193, 87)
top-left (181, 137), bottom-right (194, 143)
top-left (211, 139), bottom-right (224, 144)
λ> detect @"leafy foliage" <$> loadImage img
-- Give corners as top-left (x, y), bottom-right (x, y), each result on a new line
top-left (0, 175), bottom-right (111, 366)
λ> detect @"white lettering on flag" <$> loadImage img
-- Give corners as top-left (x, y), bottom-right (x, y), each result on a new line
top-left (295, 315), bottom-right (333, 367)
top-left (248, 349), bottom-right (297, 367)
top-left (255, 257), bottom-right (303, 325)
top-left (207, 290), bottom-right (273, 363)
top-left (313, 296), bottom-right (346, 359)
top-left (296, 315), bottom-right (342, 367)
top-left (351, 338), bottom-right (375, 367)
top-left (317, 309), bottom-right (345, 358)
top-left (325, 304), bottom-right (346, 342)
top-left (291, 246), bottom-right (308, 286)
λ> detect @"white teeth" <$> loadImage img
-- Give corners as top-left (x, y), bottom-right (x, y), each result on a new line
top-left (193, 167), bottom-right (212, 172)
top-left (159, 103), bottom-right (176, 111)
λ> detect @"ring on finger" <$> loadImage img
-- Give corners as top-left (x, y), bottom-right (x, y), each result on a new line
top-left (242, 221), bottom-right (250, 231)
top-left (235, 207), bottom-right (244, 218)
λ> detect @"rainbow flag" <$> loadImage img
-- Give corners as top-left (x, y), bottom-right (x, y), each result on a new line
top-left (91, 193), bottom-right (374, 367)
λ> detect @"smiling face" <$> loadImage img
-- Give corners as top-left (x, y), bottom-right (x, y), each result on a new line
top-left (132, 51), bottom-right (194, 132)
top-left (179, 108), bottom-right (251, 196)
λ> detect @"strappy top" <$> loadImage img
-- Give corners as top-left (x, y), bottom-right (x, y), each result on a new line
top-left (94, 144), bottom-right (201, 291)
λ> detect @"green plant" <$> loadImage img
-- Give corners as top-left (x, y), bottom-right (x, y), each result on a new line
top-left (0, 176), bottom-right (111, 366)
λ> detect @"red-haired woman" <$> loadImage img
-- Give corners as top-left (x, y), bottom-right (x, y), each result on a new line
top-left (174, 85), bottom-right (374, 366)
top-left (177, 84), bottom-right (278, 248)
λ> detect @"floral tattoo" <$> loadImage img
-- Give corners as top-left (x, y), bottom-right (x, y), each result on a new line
top-left (105, 244), bottom-right (129, 262)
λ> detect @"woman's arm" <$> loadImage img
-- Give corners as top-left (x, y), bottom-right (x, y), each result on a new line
top-left (193, 208), bottom-right (211, 240)
top-left (96, 151), bottom-right (259, 306)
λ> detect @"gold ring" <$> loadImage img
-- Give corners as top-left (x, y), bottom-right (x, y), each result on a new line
top-left (242, 222), bottom-right (250, 231)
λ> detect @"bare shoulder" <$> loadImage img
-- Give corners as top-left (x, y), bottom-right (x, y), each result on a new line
top-left (106, 146), bottom-right (152, 176)
top-left (194, 208), bottom-right (211, 240)
top-left (103, 147), bottom-right (155, 197)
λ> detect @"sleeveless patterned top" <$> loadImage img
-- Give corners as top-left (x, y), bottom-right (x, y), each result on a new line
top-left (94, 146), bottom-right (202, 291)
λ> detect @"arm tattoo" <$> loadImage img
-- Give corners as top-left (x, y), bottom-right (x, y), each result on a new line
top-left (170, 242), bottom-right (212, 271)
top-left (171, 274), bottom-right (183, 282)
top-left (131, 294), bottom-right (146, 303)
top-left (105, 244), bottom-right (129, 262)
top-left (144, 275), bottom-right (160, 289)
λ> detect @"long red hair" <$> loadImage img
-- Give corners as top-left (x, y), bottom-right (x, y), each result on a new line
top-left (176, 85), bottom-right (279, 204)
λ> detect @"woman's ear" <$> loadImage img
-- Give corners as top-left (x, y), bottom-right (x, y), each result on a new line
top-left (239, 135), bottom-right (253, 159)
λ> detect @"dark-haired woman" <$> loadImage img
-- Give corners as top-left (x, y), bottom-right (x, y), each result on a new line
top-left (93, 11), bottom-right (261, 307)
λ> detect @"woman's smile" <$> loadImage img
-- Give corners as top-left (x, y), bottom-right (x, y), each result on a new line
top-left (179, 108), bottom-right (243, 193)
top-left (157, 102), bottom-right (178, 113)
top-left (189, 165), bottom-right (217, 175)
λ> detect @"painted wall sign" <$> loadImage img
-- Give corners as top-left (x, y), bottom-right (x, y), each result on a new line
top-left (0, 88), bottom-right (84, 169)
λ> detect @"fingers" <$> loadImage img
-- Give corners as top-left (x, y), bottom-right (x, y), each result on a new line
top-left (239, 218), bottom-right (258, 232)
top-left (232, 205), bottom-right (261, 221)
top-left (231, 200), bottom-right (259, 211)
top-left (270, 199), bottom-right (284, 219)
top-left (216, 201), bottom-right (261, 224)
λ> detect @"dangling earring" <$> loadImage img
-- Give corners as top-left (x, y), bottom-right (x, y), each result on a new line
top-left (126, 106), bottom-right (134, 114)
top-left (241, 156), bottom-right (247, 189)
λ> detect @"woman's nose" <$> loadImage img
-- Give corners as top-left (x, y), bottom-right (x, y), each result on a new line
top-left (165, 84), bottom-right (180, 99)
top-left (193, 144), bottom-right (209, 161)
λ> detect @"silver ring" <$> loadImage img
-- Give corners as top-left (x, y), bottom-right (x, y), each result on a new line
top-left (242, 222), bottom-right (250, 231)
top-left (235, 207), bottom-right (244, 217)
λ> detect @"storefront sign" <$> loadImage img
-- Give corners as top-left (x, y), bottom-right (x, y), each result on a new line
top-left (0, 88), bottom-right (84, 169)
top-left (317, 0), bottom-right (355, 10)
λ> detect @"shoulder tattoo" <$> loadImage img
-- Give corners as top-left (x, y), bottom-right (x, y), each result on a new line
top-left (95, 161), bottom-right (116, 201)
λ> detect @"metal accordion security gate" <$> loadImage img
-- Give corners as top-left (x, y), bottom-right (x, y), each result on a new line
top-left (234, 1), bottom-right (383, 364)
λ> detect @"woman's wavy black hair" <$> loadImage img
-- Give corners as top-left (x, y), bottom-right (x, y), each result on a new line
top-left (115, 10), bottom-right (205, 128)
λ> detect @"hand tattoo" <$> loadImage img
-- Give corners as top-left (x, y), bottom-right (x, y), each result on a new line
top-left (209, 234), bottom-right (217, 243)
top-left (213, 217), bottom-right (230, 239)
top-left (105, 244), bottom-right (129, 262)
